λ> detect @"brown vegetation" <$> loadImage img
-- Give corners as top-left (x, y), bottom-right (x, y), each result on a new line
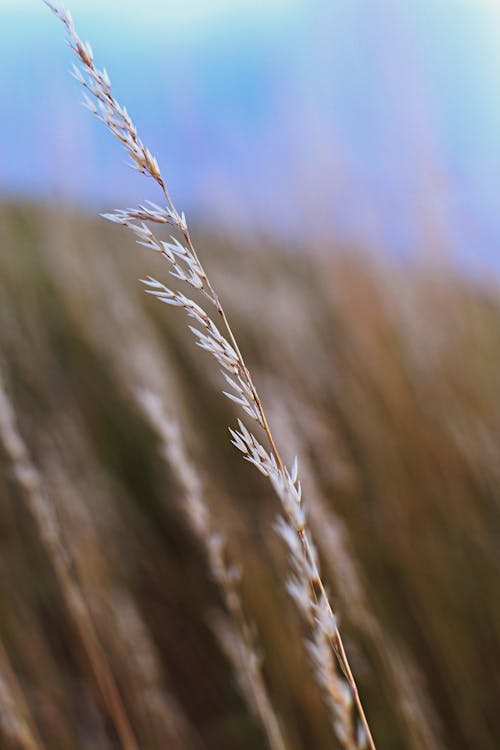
top-left (0, 200), bottom-right (498, 749)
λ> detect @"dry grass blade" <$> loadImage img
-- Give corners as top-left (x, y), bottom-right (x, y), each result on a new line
top-left (43, 3), bottom-right (377, 747)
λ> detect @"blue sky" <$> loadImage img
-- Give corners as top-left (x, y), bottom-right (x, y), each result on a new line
top-left (1, 0), bottom-right (500, 273)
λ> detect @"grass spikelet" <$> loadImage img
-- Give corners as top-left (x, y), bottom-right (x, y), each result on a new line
top-left (43, 3), bottom-right (378, 746)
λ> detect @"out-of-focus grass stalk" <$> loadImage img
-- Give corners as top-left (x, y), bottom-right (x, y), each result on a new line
top-left (0, 639), bottom-right (44, 750)
top-left (41, 441), bottom-right (203, 750)
top-left (137, 389), bottom-right (289, 750)
top-left (0, 372), bottom-right (139, 750)
top-left (105, 590), bottom-right (203, 750)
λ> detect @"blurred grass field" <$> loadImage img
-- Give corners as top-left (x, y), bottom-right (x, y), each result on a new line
top-left (0, 202), bottom-right (499, 749)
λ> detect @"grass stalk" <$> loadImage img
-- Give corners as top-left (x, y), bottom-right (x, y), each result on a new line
top-left (43, 3), bottom-right (377, 746)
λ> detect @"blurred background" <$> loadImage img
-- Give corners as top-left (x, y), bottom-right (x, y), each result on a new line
top-left (0, 1), bottom-right (499, 749)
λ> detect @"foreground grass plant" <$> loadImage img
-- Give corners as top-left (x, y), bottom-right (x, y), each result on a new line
top-left (43, 3), bottom-right (377, 748)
